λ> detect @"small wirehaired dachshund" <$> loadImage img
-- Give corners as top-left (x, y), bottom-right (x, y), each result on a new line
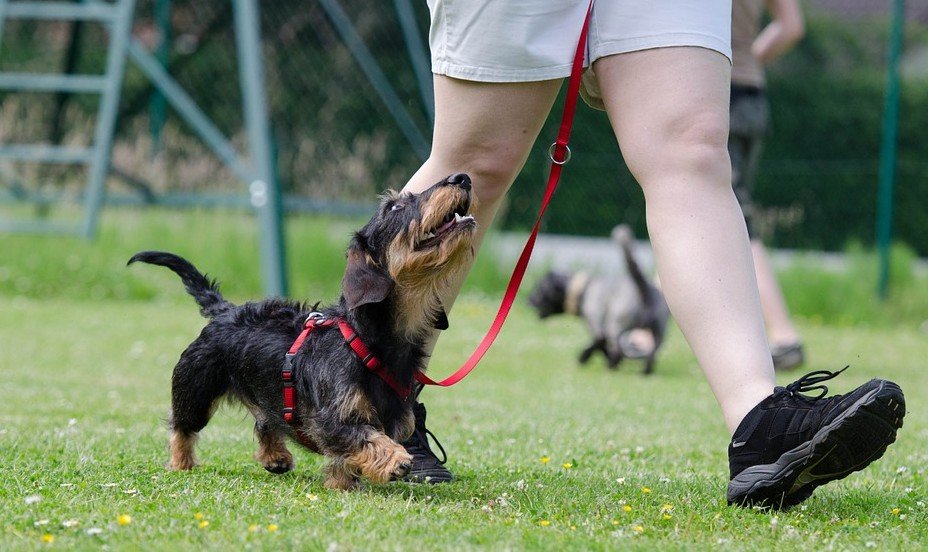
top-left (129, 173), bottom-right (476, 490)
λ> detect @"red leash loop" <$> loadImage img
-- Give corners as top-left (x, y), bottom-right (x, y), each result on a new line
top-left (416, 1), bottom-right (593, 388)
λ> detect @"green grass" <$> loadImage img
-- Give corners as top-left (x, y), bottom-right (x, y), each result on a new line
top-left (1, 297), bottom-right (926, 550)
top-left (1, 209), bottom-right (926, 549)
top-left (0, 208), bottom-right (510, 303)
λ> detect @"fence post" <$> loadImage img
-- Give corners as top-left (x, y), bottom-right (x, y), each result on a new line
top-left (149, 0), bottom-right (170, 155)
top-left (876, 0), bottom-right (905, 299)
top-left (233, 0), bottom-right (288, 297)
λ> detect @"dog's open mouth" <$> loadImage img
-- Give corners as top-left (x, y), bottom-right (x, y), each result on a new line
top-left (416, 201), bottom-right (475, 250)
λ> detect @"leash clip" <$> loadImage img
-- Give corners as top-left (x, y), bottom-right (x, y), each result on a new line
top-left (304, 311), bottom-right (326, 326)
top-left (548, 142), bottom-right (572, 165)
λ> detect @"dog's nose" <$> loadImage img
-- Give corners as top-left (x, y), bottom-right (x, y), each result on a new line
top-left (445, 173), bottom-right (471, 190)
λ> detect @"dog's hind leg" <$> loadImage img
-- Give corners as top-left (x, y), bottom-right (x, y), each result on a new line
top-left (606, 349), bottom-right (625, 370)
top-left (253, 417), bottom-right (295, 474)
top-left (642, 355), bottom-right (656, 375)
top-left (168, 430), bottom-right (199, 471)
top-left (167, 345), bottom-right (229, 470)
top-left (578, 338), bottom-right (606, 365)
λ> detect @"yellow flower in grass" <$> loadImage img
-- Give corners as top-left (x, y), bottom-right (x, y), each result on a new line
top-left (641, 487), bottom-right (651, 494)
top-left (194, 512), bottom-right (205, 520)
top-left (267, 524), bottom-right (279, 532)
top-left (540, 456), bottom-right (550, 465)
top-left (198, 520), bottom-right (209, 529)
top-left (661, 503), bottom-right (673, 512)
top-left (633, 525), bottom-right (644, 533)
top-left (248, 524), bottom-right (260, 533)
top-left (41, 534), bottom-right (54, 544)
top-left (891, 508), bottom-right (901, 516)
top-left (562, 462), bottom-right (573, 470)
top-left (662, 514), bottom-right (673, 521)
top-left (539, 520), bottom-right (551, 527)
top-left (623, 505), bottom-right (632, 513)
top-left (117, 515), bottom-right (132, 526)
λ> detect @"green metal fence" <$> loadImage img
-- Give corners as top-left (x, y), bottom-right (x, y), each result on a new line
top-left (0, 0), bottom-right (925, 296)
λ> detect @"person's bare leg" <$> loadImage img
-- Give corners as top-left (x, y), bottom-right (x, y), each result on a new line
top-left (595, 47), bottom-right (775, 433)
top-left (751, 240), bottom-right (800, 347)
top-left (403, 76), bottom-right (562, 353)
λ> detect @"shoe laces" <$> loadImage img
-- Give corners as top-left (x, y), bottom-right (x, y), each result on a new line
top-left (785, 366), bottom-right (848, 400)
top-left (411, 426), bottom-right (448, 465)
top-left (410, 401), bottom-right (448, 464)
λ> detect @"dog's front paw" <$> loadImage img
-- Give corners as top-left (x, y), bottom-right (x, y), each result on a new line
top-left (324, 460), bottom-right (361, 491)
top-left (390, 456), bottom-right (413, 481)
top-left (261, 453), bottom-right (295, 474)
top-left (350, 434), bottom-right (413, 484)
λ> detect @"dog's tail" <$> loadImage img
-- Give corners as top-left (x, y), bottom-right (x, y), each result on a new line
top-left (610, 225), bottom-right (653, 305)
top-left (128, 251), bottom-right (231, 318)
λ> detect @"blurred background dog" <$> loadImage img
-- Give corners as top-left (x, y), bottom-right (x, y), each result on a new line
top-left (528, 225), bottom-right (670, 374)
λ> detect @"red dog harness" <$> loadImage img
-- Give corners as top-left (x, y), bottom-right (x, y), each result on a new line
top-left (282, 313), bottom-right (411, 431)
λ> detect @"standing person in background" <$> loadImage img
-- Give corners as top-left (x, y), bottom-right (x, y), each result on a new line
top-left (730, 0), bottom-right (806, 370)
top-left (395, 0), bottom-right (904, 510)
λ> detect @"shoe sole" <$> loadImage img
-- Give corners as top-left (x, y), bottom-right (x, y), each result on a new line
top-left (727, 379), bottom-right (905, 510)
top-left (402, 467), bottom-right (453, 484)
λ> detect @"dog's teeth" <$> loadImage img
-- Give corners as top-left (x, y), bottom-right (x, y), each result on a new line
top-left (454, 213), bottom-right (462, 222)
top-left (424, 232), bottom-right (436, 239)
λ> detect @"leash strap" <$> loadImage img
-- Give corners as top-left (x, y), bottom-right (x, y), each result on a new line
top-left (416, 1), bottom-right (593, 388)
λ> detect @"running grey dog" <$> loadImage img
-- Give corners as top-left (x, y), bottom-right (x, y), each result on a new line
top-left (528, 225), bottom-right (670, 374)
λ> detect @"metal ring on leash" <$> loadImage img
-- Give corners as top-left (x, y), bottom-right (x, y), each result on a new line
top-left (304, 311), bottom-right (326, 325)
top-left (548, 142), bottom-right (571, 165)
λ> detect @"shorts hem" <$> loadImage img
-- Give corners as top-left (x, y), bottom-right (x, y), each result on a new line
top-left (590, 33), bottom-right (732, 63)
top-left (431, 33), bottom-right (732, 83)
top-left (431, 60), bottom-right (578, 83)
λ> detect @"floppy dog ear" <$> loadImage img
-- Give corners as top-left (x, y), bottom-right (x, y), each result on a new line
top-left (342, 237), bottom-right (394, 309)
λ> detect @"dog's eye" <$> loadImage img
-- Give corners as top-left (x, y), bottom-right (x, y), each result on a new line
top-left (389, 203), bottom-right (404, 212)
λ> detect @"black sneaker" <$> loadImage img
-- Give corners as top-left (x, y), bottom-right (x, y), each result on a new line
top-left (727, 367), bottom-right (905, 509)
top-left (400, 400), bottom-right (453, 483)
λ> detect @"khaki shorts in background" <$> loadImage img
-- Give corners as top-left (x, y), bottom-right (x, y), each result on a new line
top-left (426, 0), bottom-right (733, 110)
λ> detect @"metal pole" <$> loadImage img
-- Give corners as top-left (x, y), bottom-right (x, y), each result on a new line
top-left (392, 0), bottom-right (433, 123)
top-left (149, 0), bottom-right (170, 155)
top-left (128, 40), bottom-right (253, 183)
top-left (0, 0), bottom-right (8, 55)
top-left (233, 0), bottom-right (288, 297)
top-left (82, 0), bottom-right (136, 237)
top-left (876, 0), bottom-right (904, 299)
top-left (317, 0), bottom-right (430, 160)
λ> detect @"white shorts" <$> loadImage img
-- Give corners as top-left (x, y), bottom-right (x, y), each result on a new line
top-left (427, 0), bottom-right (732, 108)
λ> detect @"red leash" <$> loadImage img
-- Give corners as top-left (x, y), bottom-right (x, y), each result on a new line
top-left (415, 2), bottom-right (593, 388)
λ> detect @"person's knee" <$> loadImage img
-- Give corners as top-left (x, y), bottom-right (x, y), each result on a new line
top-left (627, 110), bottom-right (730, 186)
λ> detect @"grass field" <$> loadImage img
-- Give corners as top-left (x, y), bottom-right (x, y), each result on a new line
top-left (1, 210), bottom-right (926, 550)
